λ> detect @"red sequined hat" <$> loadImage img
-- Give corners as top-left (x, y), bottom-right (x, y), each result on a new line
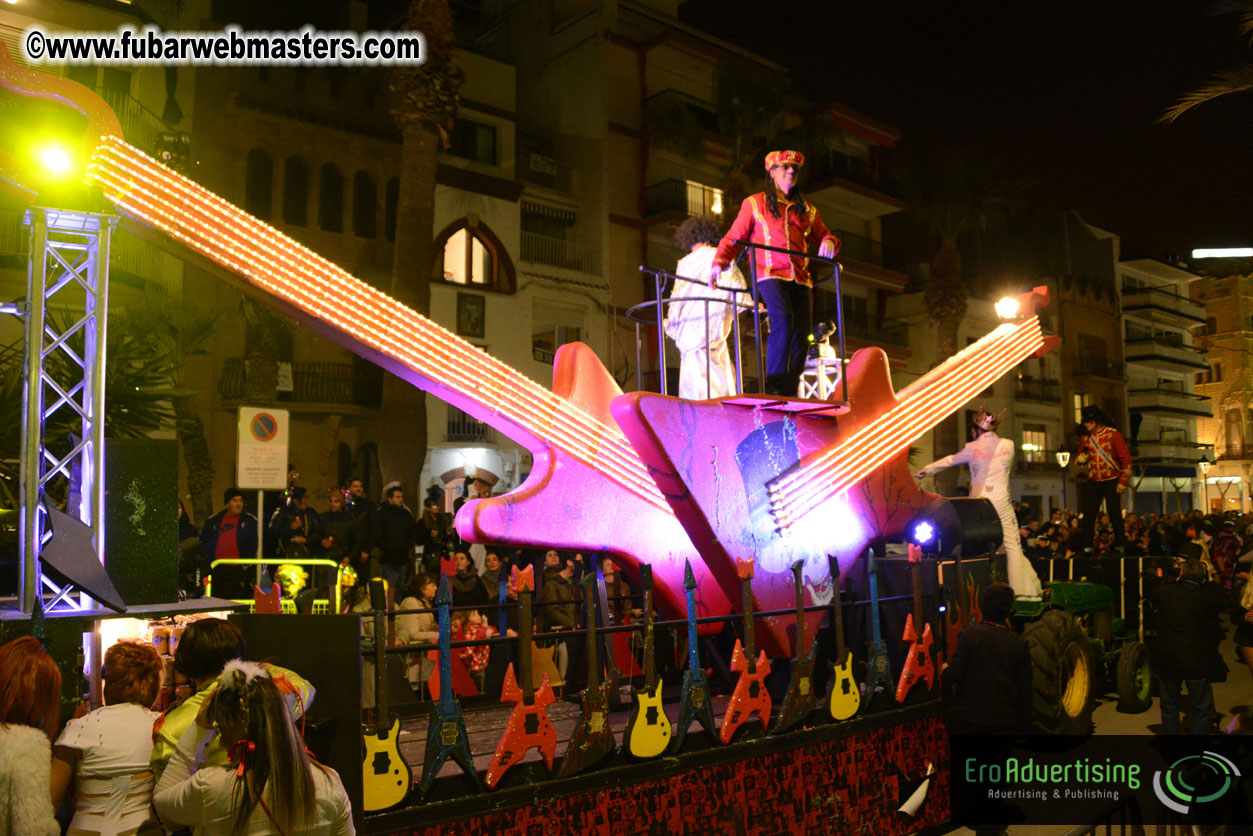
top-left (764, 150), bottom-right (805, 170)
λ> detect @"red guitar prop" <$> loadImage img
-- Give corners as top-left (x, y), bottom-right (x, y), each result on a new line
top-left (719, 559), bottom-right (771, 744)
top-left (895, 544), bottom-right (935, 702)
top-left (253, 582), bottom-right (281, 614)
top-left (485, 566), bottom-right (556, 788)
top-left (611, 288), bottom-right (1056, 657)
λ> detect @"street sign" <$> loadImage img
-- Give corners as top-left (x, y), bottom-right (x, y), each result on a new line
top-left (236, 407), bottom-right (289, 490)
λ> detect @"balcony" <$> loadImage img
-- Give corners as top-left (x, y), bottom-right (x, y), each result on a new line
top-left (99, 87), bottom-right (175, 159)
top-left (831, 229), bottom-right (904, 271)
top-left (1126, 387), bottom-right (1212, 417)
top-left (644, 179), bottom-right (725, 219)
top-left (642, 89), bottom-right (720, 156)
top-left (1014, 377), bottom-right (1061, 403)
top-left (218, 358), bottom-right (383, 408)
top-left (1015, 450), bottom-right (1063, 474)
top-left (1121, 285), bottom-right (1206, 325)
top-left (520, 232), bottom-right (600, 274)
top-left (447, 405), bottom-right (492, 443)
top-left (1071, 356), bottom-right (1125, 380)
top-left (1123, 337), bottom-right (1207, 371)
top-left (839, 313), bottom-right (909, 349)
top-left (1219, 443), bottom-right (1253, 461)
top-left (808, 149), bottom-right (901, 200)
top-left (1133, 440), bottom-right (1212, 465)
top-left (0, 206), bottom-right (164, 283)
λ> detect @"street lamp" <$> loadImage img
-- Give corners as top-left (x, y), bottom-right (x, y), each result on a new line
top-left (1199, 457), bottom-right (1211, 512)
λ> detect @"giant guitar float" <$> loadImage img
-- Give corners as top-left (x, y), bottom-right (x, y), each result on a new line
top-left (611, 287), bottom-right (1058, 656)
top-left (0, 44), bottom-right (730, 643)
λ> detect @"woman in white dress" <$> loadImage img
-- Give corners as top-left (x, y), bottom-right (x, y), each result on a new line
top-left (154, 659), bottom-right (353, 835)
top-left (666, 217), bottom-right (749, 399)
top-left (51, 639), bottom-right (166, 836)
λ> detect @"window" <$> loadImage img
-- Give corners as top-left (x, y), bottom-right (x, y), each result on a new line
top-left (1160, 426), bottom-right (1187, 443)
top-left (1021, 423), bottom-right (1047, 463)
top-left (282, 156), bottom-right (308, 226)
top-left (1226, 409), bottom-right (1243, 455)
top-left (447, 120), bottom-right (497, 165)
top-left (1073, 392), bottom-right (1091, 425)
top-left (1206, 317), bottom-right (1217, 335)
top-left (385, 177), bottom-right (399, 243)
top-left (433, 220), bottom-right (515, 293)
top-left (244, 148), bottom-right (273, 220)
top-left (683, 180), bottom-right (723, 217)
top-left (318, 164), bottom-right (343, 232)
top-left (842, 294), bottom-right (869, 329)
top-left (522, 202), bottom-right (575, 240)
top-left (532, 301), bottom-right (585, 363)
top-left (1213, 361), bottom-right (1223, 383)
top-left (1196, 372), bottom-right (1205, 386)
top-left (353, 170), bottom-right (376, 238)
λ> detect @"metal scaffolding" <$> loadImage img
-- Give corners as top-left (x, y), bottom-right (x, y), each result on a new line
top-left (15, 206), bottom-right (115, 615)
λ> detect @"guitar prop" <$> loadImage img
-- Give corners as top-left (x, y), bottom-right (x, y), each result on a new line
top-left (485, 565), bottom-right (556, 788)
top-left (719, 559), bottom-right (771, 744)
top-left (418, 573), bottom-right (480, 796)
top-left (771, 560), bottom-right (818, 733)
top-left (556, 569), bottom-right (618, 778)
top-left (16, 84), bottom-right (738, 644)
top-left (362, 579), bottom-right (410, 811)
top-left (895, 544), bottom-right (935, 702)
top-left (624, 565), bottom-right (672, 757)
top-left (610, 288), bottom-right (1057, 657)
top-left (944, 556), bottom-right (980, 663)
top-left (864, 550), bottom-right (894, 704)
top-left (671, 560), bottom-right (718, 752)
top-left (826, 556), bottom-right (860, 721)
top-left (253, 581), bottom-right (282, 614)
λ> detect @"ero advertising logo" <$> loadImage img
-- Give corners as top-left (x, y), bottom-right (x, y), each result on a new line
top-left (1152, 751), bottom-right (1242, 815)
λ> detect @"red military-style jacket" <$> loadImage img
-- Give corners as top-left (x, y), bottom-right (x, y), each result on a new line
top-left (711, 193), bottom-right (840, 287)
top-left (1080, 425), bottom-right (1132, 487)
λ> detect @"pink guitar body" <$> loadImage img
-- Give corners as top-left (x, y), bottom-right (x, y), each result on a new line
top-left (457, 344), bottom-right (731, 633)
top-left (719, 639), bottom-right (772, 744)
top-left (895, 614), bottom-right (935, 703)
top-left (612, 347), bottom-right (937, 657)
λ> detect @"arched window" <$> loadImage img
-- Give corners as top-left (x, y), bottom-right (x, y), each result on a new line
top-left (282, 156), bottom-right (309, 226)
top-left (433, 220), bottom-right (515, 294)
top-left (318, 164), bottom-right (344, 233)
top-left (353, 170), bottom-right (377, 239)
top-left (244, 148), bottom-right (273, 220)
top-left (385, 177), bottom-right (399, 243)
top-left (1226, 409), bottom-right (1243, 456)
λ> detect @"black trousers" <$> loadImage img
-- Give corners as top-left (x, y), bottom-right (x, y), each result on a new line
top-left (756, 278), bottom-right (812, 395)
top-left (1079, 478), bottom-right (1127, 549)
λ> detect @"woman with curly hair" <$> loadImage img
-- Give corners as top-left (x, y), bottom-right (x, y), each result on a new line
top-left (0, 636), bottom-right (62, 836)
top-left (153, 658), bottom-right (352, 835)
top-left (51, 639), bottom-right (166, 836)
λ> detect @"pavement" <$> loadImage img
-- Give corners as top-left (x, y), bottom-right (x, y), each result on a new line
top-left (941, 616), bottom-right (1251, 835)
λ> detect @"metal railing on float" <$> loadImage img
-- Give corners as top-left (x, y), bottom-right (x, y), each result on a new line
top-left (628, 239), bottom-right (848, 405)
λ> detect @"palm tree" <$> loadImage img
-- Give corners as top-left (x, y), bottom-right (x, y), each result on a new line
top-left (385, 0), bottom-right (464, 489)
top-left (1160, 3), bottom-right (1253, 122)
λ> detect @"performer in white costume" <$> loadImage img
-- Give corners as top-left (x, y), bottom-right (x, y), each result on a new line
top-left (914, 408), bottom-right (1043, 599)
top-left (666, 217), bottom-right (748, 399)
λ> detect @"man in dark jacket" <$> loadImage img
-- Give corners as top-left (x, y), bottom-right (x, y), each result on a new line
top-left (541, 556), bottom-right (582, 691)
top-left (1150, 554), bottom-right (1229, 734)
top-left (199, 487), bottom-right (259, 600)
top-left (944, 582), bottom-right (1032, 735)
top-left (416, 496), bottom-right (454, 575)
top-left (267, 487), bottom-right (322, 560)
top-left (376, 485), bottom-right (419, 607)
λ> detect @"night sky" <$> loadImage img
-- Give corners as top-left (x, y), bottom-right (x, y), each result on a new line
top-left (681, 1), bottom-right (1253, 261)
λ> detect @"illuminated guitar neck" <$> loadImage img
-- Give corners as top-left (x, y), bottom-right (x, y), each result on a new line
top-left (770, 316), bottom-right (1045, 527)
top-left (84, 137), bottom-right (669, 513)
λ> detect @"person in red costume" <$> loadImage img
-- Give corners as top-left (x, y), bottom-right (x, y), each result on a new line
top-left (708, 150), bottom-right (840, 396)
top-left (1076, 404), bottom-right (1131, 554)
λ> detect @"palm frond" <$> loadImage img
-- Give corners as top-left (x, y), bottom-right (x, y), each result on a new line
top-left (1159, 62), bottom-right (1253, 122)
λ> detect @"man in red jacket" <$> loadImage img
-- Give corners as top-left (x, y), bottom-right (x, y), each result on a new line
top-left (708, 150), bottom-right (840, 396)
top-left (1076, 405), bottom-right (1131, 554)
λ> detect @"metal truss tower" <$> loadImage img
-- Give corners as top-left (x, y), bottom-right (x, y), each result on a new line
top-left (16, 206), bottom-right (115, 615)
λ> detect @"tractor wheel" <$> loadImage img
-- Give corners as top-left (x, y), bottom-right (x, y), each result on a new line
top-left (1023, 609), bottom-right (1095, 734)
top-left (1115, 640), bottom-right (1153, 714)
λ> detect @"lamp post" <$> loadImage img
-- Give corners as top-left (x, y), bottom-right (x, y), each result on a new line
top-left (1056, 451), bottom-right (1070, 512)
top-left (1199, 458), bottom-right (1211, 512)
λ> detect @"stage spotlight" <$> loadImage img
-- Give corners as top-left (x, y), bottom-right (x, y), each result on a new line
top-left (994, 296), bottom-right (1020, 320)
top-left (38, 144), bottom-right (74, 178)
top-left (912, 520), bottom-right (935, 545)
